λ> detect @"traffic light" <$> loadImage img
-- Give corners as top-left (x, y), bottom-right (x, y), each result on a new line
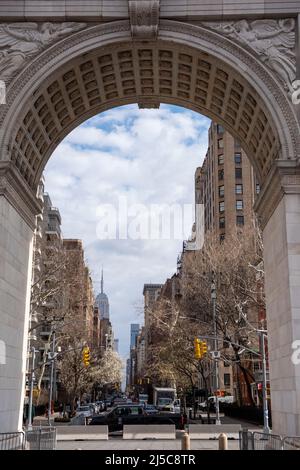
top-left (200, 340), bottom-right (208, 356)
top-left (194, 338), bottom-right (201, 359)
top-left (82, 346), bottom-right (90, 366)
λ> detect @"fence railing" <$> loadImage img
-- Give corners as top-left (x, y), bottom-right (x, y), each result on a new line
top-left (25, 427), bottom-right (57, 450)
top-left (0, 432), bottom-right (26, 450)
top-left (240, 430), bottom-right (300, 450)
top-left (282, 436), bottom-right (300, 450)
top-left (0, 427), bottom-right (57, 451)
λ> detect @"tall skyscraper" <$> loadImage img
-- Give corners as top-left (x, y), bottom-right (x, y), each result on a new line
top-left (95, 269), bottom-right (110, 320)
top-left (130, 324), bottom-right (140, 349)
top-left (114, 339), bottom-right (119, 353)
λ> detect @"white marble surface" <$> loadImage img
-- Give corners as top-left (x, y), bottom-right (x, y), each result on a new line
top-left (263, 194), bottom-right (300, 436)
top-left (0, 196), bottom-right (33, 432)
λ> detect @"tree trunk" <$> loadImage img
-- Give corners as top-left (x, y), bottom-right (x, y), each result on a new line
top-left (238, 363), bottom-right (256, 407)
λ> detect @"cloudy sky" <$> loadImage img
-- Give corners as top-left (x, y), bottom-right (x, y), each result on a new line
top-left (44, 104), bottom-right (210, 363)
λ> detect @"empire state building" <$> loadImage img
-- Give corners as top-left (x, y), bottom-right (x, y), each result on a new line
top-left (95, 269), bottom-right (109, 320)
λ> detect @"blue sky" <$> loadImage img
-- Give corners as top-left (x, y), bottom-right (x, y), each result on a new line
top-left (44, 104), bottom-right (211, 366)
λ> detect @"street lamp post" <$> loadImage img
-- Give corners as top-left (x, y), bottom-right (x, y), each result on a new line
top-left (259, 330), bottom-right (270, 434)
top-left (48, 329), bottom-right (56, 426)
top-left (27, 346), bottom-right (36, 429)
top-left (211, 279), bottom-right (221, 425)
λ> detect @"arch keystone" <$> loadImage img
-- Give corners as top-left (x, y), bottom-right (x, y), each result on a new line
top-left (129, 0), bottom-right (160, 40)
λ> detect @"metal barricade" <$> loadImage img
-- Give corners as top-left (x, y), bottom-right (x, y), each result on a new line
top-left (0, 432), bottom-right (26, 450)
top-left (240, 430), bottom-right (283, 450)
top-left (282, 436), bottom-right (300, 450)
top-left (252, 431), bottom-right (283, 450)
top-left (239, 430), bottom-right (255, 450)
top-left (25, 427), bottom-right (57, 450)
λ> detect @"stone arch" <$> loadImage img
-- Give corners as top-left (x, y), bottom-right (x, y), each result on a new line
top-left (0, 20), bottom-right (299, 192)
top-left (1, 17), bottom-right (300, 436)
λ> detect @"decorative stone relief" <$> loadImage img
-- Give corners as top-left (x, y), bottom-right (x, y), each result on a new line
top-left (202, 19), bottom-right (296, 93)
top-left (129, 0), bottom-right (160, 39)
top-left (0, 22), bottom-right (86, 82)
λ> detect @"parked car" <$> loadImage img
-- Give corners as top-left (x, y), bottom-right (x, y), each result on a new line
top-left (89, 404), bottom-right (182, 431)
top-left (76, 405), bottom-right (93, 418)
top-left (96, 401), bottom-right (105, 412)
top-left (199, 395), bottom-right (235, 411)
top-left (89, 404), bottom-right (145, 431)
top-left (104, 398), bottom-right (113, 407)
top-left (112, 398), bottom-right (127, 406)
top-left (144, 404), bottom-right (159, 415)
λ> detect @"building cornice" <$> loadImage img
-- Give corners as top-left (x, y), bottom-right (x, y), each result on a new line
top-left (254, 160), bottom-right (300, 229)
top-left (0, 161), bottom-right (42, 230)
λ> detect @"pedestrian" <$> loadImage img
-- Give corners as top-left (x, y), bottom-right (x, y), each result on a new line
top-left (59, 403), bottom-right (63, 417)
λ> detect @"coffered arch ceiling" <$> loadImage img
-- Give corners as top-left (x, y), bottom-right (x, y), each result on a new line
top-left (1, 21), bottom-right (299, 191)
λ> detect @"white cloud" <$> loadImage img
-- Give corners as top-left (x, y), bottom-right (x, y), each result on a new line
top-left (44, 104), bottom-right (210, 362)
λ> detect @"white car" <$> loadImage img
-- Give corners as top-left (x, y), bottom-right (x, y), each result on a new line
top-left (76, 405), bottom-right (93, 418)
top-left (199, 395), bottom-right (235, 408)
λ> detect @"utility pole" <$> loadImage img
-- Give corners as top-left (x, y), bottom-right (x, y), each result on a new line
top-left (48, 329), bottom-right (56, 426)
top-left (259, 330), bottom-right (270, 434)
top-left (211, 279), bottom-right (221, 425)
top-left (27, 346), bottom-right (36, 430)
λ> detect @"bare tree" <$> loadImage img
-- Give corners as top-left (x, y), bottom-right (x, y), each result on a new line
top-left (145, 223), bottom-right (265, 407)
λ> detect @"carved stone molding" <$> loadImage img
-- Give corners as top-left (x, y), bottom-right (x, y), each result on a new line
top-left (0, 19), bottom-right (299, 192)
top-left (129, 0), bottom-right (160, 39)
top-left (159, 20), bottom-right (300, 165)
top-left (0, 161), bottom-right (41, 230)
top-left (254, 160), bottom-right (300, 229)
top-left (138, 96), bottom-right (160, 109)
top-left (0, 22), bottom-right (87, 84)
top-left (202, 19), bottom-right (296, 94)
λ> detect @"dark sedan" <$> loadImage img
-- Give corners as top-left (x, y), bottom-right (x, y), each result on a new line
top-left (89, 404), bottom-right (182, 431)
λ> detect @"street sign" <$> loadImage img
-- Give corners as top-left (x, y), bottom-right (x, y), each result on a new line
top-left (210, 351), bottom-right (221, 359)
top-left (254, 371), bottom-right (270, 382)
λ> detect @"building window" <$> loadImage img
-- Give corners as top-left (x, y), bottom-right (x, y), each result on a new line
top-left (218, 154), bottom-right (224, 165)
top-left (219, 217), bottom-right (225, 229)
top-left (217, 124), bottom-right (224, 134)
top-left (256, 183), bottom-right (260, 194)
top-left (236, 200), bottom-right (243, 210)
top-left (219, 185), bottom-right (224, 197)
top-left (220, 234), bottom-right (225, 242)
top-left (236, 215), bottom-right (244, 226)
top-left (234, 152), bottom-right (242, 164)
top-left (218, 169), bottom-right (224, 181)
top-left (218, 138), bottom-right (224, 149)
top-left (219, 201), bottom-right (225, 213)
top-left (234, 139), bottom-right (241, 149)
top-left (235, 184), bottom-right (243, 195)
top-left (224, 373), bottom-right (231, 387)
top-left (235, 168), bottom-right (242, 179)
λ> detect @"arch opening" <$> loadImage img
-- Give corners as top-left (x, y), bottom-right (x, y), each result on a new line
top-left (2, 31), bottom-right (296, 193)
